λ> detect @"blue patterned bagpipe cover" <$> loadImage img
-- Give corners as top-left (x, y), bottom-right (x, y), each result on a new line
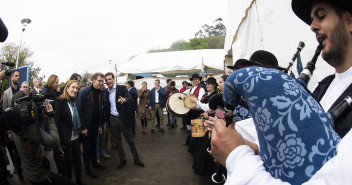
top-left (223, 67), bottom-right (340, 185)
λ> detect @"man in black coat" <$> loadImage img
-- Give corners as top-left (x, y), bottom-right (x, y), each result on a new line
top-left (77, 72), bottom-right (106, 179)
top-left (103, 73), bottom-right (144, 169)
top-left (125, 80), bottom-right (138, 135)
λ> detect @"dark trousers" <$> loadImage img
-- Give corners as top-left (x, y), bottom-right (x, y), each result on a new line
top-left (140, 118), bottom-right (148, 126)
top-left (131, 112), bottom-right (136, 135)
top-left (0, 147), bottom-right (9, 184)
top-left (182, 115), bottom-right (187, 127)
top-left (110, 116), bottom-right (139, 161)
top-left (63, 138), bottom-right (82, 183)
top-left (156, 111), bottom-right (160, 125)
top-left (30, 172), bottom-right (76, 185)
top-left (5, 140), bottom-right (23, 178)
top-left (53, 148), bottom-right (66, 176)
top-left (82, 126), bottom-right (99, 171)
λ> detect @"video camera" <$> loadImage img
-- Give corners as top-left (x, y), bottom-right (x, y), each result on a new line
top-left (3, 93), bottom-right (54, 138)
top-left (0, 61), bottom-right (15, 77)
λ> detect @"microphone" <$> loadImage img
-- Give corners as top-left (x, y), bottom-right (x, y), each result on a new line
top-left (284, 41), bottom-right (305, 73)
top-left (0, 18), bottom-right (8, 43)
top-left (1, 62), bottom-right (15, 66)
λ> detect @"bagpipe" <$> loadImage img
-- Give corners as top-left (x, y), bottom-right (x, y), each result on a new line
top-left (208, 40), bottom-right (351, 184)
top-left (221, 40), bottom-right (342, 184)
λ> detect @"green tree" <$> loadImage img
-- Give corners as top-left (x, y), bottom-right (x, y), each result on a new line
top-left (195, 18), bottom-right (226, 37)
top-left (169, 40), bottom-right (189, 51)
top-left (0, 42), bottom-right (42, 92)
top-left (188, 37), bottom-right (209, 50)
top-left (206, 35), bottom-right (225, 49)
top-left (59, 82), bottom-right (66, 89)
top-left (80, 71), bottom-right (93, 84)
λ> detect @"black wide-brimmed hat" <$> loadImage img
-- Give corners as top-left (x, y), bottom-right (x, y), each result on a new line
top-left (227, 59), bottom-right (252, 70)
top-left (292, 0), bottom-right (352, 25)
top-left (205, 77), bottom-right (217, 86)
top-left (189, 73), bottom-right (202, 81)
top-left (227, 50), bottom-right (285, 71)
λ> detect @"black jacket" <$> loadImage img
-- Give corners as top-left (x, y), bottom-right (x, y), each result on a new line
top-left (313, 74), bottom-right (352, 138)
top-left (128, 87), bottom-right (138, 112)
top-left (54, 98), bottom-right (76, 146)
top-left (77, 85), bottom-right (105, 130)
top-left (103, 85), bottom-right (133, 128)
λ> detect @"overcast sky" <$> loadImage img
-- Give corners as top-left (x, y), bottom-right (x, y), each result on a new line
top-left (1, 0), bottom-right (226, 82)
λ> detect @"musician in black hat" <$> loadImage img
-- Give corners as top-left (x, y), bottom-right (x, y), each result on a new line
top-left (209, 0), bottom-right (352, 184)
top-left (292, 0), bottom-right (352, 138)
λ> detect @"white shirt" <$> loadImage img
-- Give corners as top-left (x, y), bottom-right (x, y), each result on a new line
top-left (155, 87), bottom-right (160, 103)
top-left (108, 84), bottom-right (119, 116)
top-left (34, 87), bottom-right (41, 94)
top-left (184, 85), bottom-right (205, 101)
top-left (319, 66), bottom-right (352, 111)
top-left (225, 128), bottom-right (352, 185)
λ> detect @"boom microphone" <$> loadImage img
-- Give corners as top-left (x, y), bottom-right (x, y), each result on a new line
top-left (0, 18), bottom-right (8, 43)
top-left (1, 62), bottom-right (15, 66)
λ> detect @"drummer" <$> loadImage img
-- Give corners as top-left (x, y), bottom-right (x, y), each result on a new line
top-left (183, 74), bottom-right (206, 102)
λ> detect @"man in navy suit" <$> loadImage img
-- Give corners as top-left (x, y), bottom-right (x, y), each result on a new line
top-left (103, 73), bottom-right (145, 169)
top-left (125, 80), bottom-right (138, 135)
top-left (77, 72), bottom-right (106, 179)
top-left (149, 79), bottom-right (166, 133)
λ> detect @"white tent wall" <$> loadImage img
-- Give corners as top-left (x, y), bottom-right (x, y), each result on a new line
top-left (225, 0), bottom-right (335, 90)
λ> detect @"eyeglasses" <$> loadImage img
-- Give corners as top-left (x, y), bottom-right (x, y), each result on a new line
top-left (96, 80), bottom-right (104, 84)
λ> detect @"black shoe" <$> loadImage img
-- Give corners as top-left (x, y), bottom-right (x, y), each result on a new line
top-left (93, 163), bottom-right (106, 170)
top-left (117, 160), bottom-right (127, 169)
top-left (166, 123), bottom-right (170, 126)
top-left (160, 128), bottom-right (165, 133)
top-left (180, 126), bottom-right (186, 130)
top-left (86, 170), bottom-right (99, 179)
top-left (151, 129), bottom-right (155, 133)
top-left (134, 159), bottom-right (145, 167)
top-left (155, 124), bottom-right (160, 127)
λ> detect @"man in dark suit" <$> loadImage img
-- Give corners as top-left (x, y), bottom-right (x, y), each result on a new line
top-left (77, 72), bottom-right (106, 179)
top-left (125, 80), bottom-right (138, 135)
top-left (32, 77), bottom-right (41, 94)
top-left (149, 79), bottom-right (166, 133)
top-left (103, 72), bottom-right (144, 169)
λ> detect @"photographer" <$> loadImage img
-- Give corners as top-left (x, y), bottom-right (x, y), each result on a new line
top-left (9, 94), bottom-right (75, 185)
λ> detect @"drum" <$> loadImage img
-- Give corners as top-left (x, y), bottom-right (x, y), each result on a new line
top-left (166, 93), bottom-right (190, 116)
top-left (184, 94), bottom-right (197, 109)
top-left (191, 118), bottom-right (206, 137)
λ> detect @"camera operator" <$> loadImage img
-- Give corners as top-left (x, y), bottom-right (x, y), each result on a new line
top-left (9, 93), bottom-right (76, 185)
top-left (1, 69), bottom-right (24, 180)
top-left (0, 69), bottom-right (11, 185)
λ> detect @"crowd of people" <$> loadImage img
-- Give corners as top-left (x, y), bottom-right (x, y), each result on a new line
top-left (1, 0), bottom-right (352, 184)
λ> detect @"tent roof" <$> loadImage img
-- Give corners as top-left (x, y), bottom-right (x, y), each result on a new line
top-left (118, 49), bottom-right (225, 74)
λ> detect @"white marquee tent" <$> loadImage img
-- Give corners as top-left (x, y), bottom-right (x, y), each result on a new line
top-left (118, 49), bottom-right (225, 74)
top-left (223, 0), bottom-right (335, 90)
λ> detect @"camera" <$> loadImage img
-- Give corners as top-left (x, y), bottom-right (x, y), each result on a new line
top-left (1, 61), bottom-right (15, 77)
top-left (3, 93), bottom-right (54, 138)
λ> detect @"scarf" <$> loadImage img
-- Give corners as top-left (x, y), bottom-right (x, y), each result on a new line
top-left (69, 97), bottom-right (81, 130)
